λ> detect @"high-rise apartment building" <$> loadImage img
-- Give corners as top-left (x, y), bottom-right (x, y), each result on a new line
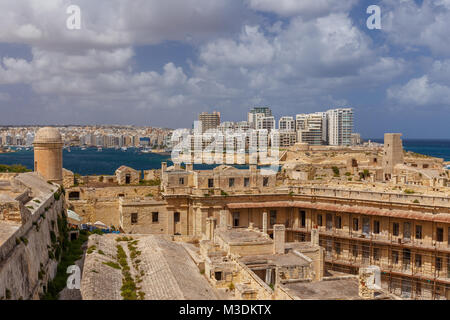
top-left (296, 112), bottom-right (327, 145)
top-left (198, 111), bottom-right (221, 133)
top-left (326, 108), bottom-right (353, 146)
top-left (248, 107), bottom-right (272, 129)
top-left (256, 116), bottom-right (275, 132)
top-left (279, 116), bottom-right (295, 131)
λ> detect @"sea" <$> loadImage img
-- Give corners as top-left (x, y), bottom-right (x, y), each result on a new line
top-left (1, 140), bottom-right (449, 176)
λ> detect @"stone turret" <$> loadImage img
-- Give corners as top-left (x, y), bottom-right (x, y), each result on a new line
top-left (33, 127), bottom-right (63, 185)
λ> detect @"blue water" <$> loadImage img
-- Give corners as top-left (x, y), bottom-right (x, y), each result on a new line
top-left (0, 147), bottom-right (172, 175)
top-left (0, 147), bottom-right (248, 175)
top-left (371, 139), bottom-right (450, 162)
top-left (1, 140), bottom-right (449, 175)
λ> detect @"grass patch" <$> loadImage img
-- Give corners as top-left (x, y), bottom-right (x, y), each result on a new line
top-left (41, 219), bottom-right (88, 300)
top-left (87, 245), bottom-right (96, 254)
top-left (102, 261), bottom-right (121, 270)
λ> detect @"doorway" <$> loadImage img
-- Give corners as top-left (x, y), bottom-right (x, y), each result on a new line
top-left (174, 212), bottom-right (181, 235)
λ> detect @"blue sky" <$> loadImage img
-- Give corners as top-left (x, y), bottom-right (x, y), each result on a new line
top-left (0, 0), bottom-right (449, 139)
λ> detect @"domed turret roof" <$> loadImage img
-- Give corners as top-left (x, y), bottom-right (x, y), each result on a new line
top-left (34, 127), bottom-right (62, 144)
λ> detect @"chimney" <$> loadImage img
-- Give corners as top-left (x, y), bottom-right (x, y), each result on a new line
top-left (219, 210), bottom-right (228, 229)
top-left (205, 217), bottom-right (216, 241)
top-left (262, 211), bottom-right (268, 234)
top-left (273, 224), bottom-right (285, 254)
top-left (311, 228), bottom-right (319, 246)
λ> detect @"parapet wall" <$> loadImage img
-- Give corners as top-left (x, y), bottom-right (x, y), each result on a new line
top-left (0, 191), bottom-right (64, 300)
top-left (291, 186), bottom-right (450, 207)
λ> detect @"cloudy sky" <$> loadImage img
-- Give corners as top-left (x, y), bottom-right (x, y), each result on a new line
top-left (0, 0), bottom-right (449, 139)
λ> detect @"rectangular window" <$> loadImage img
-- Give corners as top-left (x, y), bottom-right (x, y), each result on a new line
top-left (208, 178), bottom-right (214, 188)
top-left (437, 227), bottom-right (444, 242)
top-left (174, 212), bottom-right (180, 223)
top-left (392, 251), bottom-right (399, 264)
top-left (415, 254), bottom-right (422, 268)
top-left (393, 222), bottom-right (400, 236)
top-left (326, 214), bottom-right (333, 231)
top-left (131, 213), bottom-right (138, 224)
top-left (152, 212), bottom-right (159, 223)
top-left (403, 222), bottom-right (411, 240)
top-left (244, 177), bottom-right (250, 187)
top-left (179, 177), bottom-right (184, 185)
top-left (270, 210), bottom-right (277, 226)
top-left (353, 218), bottom-right (359, 231)
top-left (263, 177), bottom-right (269, 187)
top-left (229, 178), bottom-right (235, 187)
top-left (373, 247), bottom-right (380, 261)
top-left (362, 217), bottom-right (370, 235)
top-left (317, 214), bottom-right (323, 227)
top-left (373, 220), bottom-right (380, 234)
top-left (233, 212), bottom-right (240, 227)
top-left (448, 228), bottom-right (450, 247)
top-left (335, 242), bottom-right (341, 255)
top-left (436, 257), bottom-right (442, 271)
top-left (416, 225), bottom-right (422, 239)
top-left (299, 210), bottom-right (306, 228)
top-left (352, 244), bottom-right (358, 257)
top-left (335, 216), bottom-right (342, 229)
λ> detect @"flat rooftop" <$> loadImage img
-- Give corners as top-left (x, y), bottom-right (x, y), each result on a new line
top-left (283, 278), bottom-right (360, 300)
top-left (216, 228), bottom-right (272, 244)
top-left (240, 252), bottom-right (310, 267)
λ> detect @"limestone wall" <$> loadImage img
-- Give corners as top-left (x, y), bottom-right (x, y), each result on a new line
top-left (0, 192), bottom-right (64, 300)
top-left (292, 186), bottom-right (450, 207)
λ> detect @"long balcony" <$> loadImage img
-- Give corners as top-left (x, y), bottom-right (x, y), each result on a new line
top-left (287, 227), bottom-right (450, 254)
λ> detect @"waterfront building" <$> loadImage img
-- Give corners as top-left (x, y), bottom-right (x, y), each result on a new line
top-left (199, 111), bottom-right (221, 133)
top-left (326, 108), bottom-right (353, 146)
top-left (257, 116), bottom-right (275, 132)
top-left (279, 116), bottom-right (295, 131)
top-left (296, 112), bottom-right (327, 145)
top-left (248, 107), bottom-right (272, 129)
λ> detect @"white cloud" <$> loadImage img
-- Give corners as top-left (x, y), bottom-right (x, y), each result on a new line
top-left (387, 75), bottom-right (450, 107)
top-left (246, 0), bottom-right (357, 18)
top-left (0, 0), bottom-right (249, 50)
top-left (382, 0), bottom-right (450, 55)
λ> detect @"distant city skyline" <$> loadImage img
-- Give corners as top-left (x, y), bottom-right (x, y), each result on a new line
top-left (0, 1), bottom-right (449, 139)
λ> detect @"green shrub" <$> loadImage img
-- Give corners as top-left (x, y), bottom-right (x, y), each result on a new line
top-left (0, 164), bottom-right (31, 173)
top-left (87, 245), bottom-right (96, 254)
top-left (20, 237), bottom-right (28, 245)
top-left (332, 166), bottom-right (340, 177)
top-left (5, 289), bottom-right (11, 299)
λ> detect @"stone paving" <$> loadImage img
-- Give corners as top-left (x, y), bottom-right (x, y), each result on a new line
top-left (80, 235), bottom-right (122, 300)
top-left (81, 234), bottom-right (219, 300)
